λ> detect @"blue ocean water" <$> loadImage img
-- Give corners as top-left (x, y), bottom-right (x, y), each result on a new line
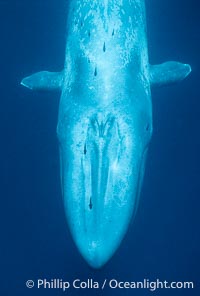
top-left (0, 0), bottom-right (199, 295)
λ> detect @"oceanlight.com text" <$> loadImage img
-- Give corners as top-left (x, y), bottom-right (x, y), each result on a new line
top-left (26, 278), bottom-right (194, 292)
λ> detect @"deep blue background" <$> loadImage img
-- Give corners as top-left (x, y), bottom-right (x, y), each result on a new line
top-left (0, 0), bottom-right (199, 295)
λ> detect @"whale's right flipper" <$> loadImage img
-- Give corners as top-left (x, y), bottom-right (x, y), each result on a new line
top-left (21, 71), bottom-right (64, 91)
top-left (150, 61), bottom-right (191, 87)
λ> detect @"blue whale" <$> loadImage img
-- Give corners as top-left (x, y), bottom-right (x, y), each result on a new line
top-left (21, 0), bottom-right (191, 268)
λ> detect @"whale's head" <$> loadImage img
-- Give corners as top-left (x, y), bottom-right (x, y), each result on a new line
top-left (57, 103), bottom-right (152, 268)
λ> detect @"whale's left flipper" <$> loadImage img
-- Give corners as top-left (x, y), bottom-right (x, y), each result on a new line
top-left (21, 71), bottom-right (64, 91)
top-left (150, 61), bottom-right (191, 87)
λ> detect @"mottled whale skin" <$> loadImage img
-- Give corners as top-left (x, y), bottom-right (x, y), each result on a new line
top-left (21, 0), bottom-right (191, 268)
